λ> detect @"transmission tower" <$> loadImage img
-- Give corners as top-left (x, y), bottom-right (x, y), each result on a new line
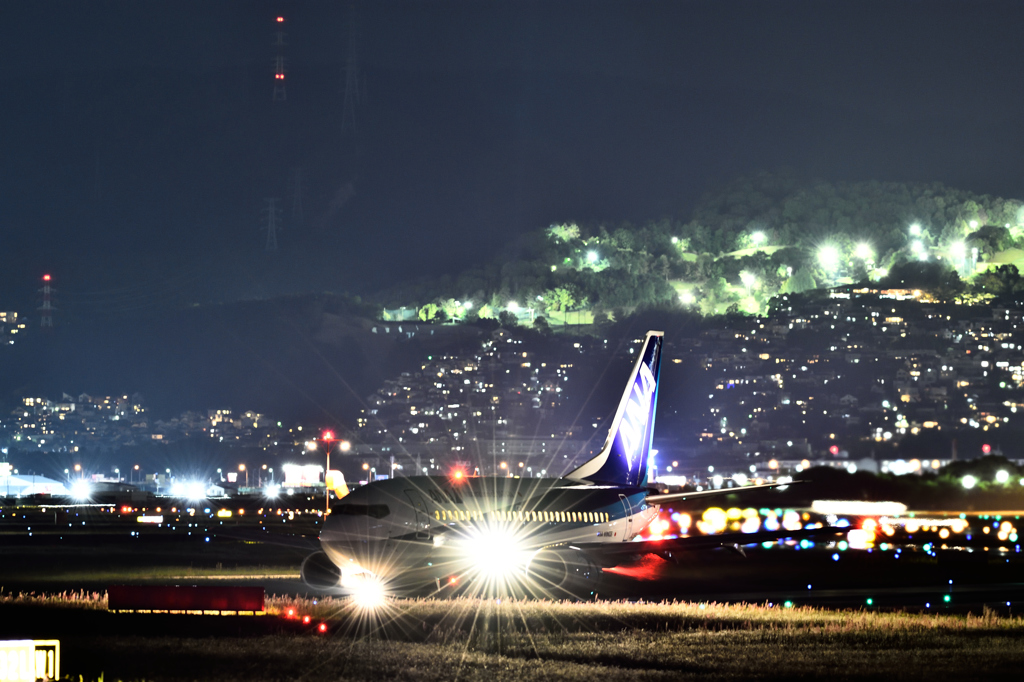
top-left (341, 3), bottom-right (360, 137)
top-left (38, 274), bottom-right (56, 328)
top-left (272, 16), bottom-right (287, 101)
top-left (262, 198), bottom-right (282, 251)
top-left (289, 167), bottom-right (305, 227)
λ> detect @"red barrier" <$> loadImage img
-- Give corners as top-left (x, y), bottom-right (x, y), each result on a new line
top-left (108, 585), bottom-right (265, 614)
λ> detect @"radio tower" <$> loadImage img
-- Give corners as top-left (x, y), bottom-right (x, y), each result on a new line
top-left (272, 16), bottom-right (287, 101)
top-left (38, 274), bottom-right (56, 328)
top-left (263, 198), bottom-right (282, 251)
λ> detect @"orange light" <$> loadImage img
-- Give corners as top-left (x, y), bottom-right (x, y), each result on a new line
top-left (276, 16), bottom-right (284, 22)
top-left (452, 470), bottom-right (464, 480)
top-left (286, 608), bottom-right (295, 618)
top-left (449, 576), bottom-right (458, 585)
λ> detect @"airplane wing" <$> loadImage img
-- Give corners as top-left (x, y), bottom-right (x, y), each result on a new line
top-left (645, 481), bottom-right (802, 504)
top-left (568, 525), bottom-right (845, 563)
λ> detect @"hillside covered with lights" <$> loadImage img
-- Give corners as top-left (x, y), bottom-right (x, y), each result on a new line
top-left (378, 172), bottom-right (1024, 322)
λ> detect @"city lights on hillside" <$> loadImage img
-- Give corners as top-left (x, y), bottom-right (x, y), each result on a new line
top-left (817, 245), bottom-right (839, 271)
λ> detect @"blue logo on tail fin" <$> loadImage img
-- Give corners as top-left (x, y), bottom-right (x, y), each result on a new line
top-left (566, 331), bottom-right (663, 487)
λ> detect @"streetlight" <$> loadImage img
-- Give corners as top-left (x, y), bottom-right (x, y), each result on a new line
top-left (751, 231), bottom-right (766, 247)
top-left (239, 463), bottom-right (247, 488)
top-left (818, 245), bottom-right (839, 283)
top-left (911, 240), bottom-right (927, 261)
top-left (950, 242), bottom-right (966, 271)
top-left (321, 430), bottom-right (335, 513)
top-left (133, 464), bottom-right (139, 484)
top-left (854, 243), bottom-right (873, 262)
top-left (114, 468), bottom-right (120, 483)
top-left (321, 431), bottom-right (349, 513)
top-left (739, 271), bottom-right (757, 295)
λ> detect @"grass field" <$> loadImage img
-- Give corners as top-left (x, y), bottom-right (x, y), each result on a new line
top-left (6, 592), bottom-right (1024, 680)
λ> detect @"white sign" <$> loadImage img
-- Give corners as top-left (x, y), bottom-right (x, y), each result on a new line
top-left (0, 640), bottom-right (59, 682)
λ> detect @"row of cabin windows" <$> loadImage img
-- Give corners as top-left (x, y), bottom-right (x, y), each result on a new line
top-left (434, 509), bottom-right (609, 524)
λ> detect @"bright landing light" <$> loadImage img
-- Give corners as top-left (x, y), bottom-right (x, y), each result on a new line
top-left (465, 527), bottom-right (529, 581)
top-left (70, 480), bottom-right (91, 500)
top-left (347, 575), bottom-right (388, 611)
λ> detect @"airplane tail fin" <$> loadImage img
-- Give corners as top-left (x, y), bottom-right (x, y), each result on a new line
top-left (566, 331), bottom-right (663, 488)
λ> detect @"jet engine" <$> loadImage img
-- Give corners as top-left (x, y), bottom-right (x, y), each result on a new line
top-left (525, 548), bottom-right (602, 598)
top-left (300, 551), bottom-right (344, 590)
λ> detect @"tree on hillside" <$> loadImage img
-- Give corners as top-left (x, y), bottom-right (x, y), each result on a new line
top-left (542, 285), bottom-right (578, 315)
top-left (498, 310), bottom-right (518, 328)
top-left (972, 265), bottom-right (1024, 299)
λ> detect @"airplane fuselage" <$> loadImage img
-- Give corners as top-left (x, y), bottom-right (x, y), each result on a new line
top-left (319, 474), bottom-right (659, 586)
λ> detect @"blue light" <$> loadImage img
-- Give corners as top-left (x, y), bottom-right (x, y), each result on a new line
top-left (204, 537), bottom-right (210, 542)
top-left (832, 553), bottom-right (840, 561)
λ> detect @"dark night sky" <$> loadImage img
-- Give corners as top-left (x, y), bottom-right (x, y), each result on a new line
top-left (4, 0), bottom-right (1024, 307)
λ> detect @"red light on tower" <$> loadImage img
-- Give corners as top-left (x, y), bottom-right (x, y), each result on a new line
top-left (42, 274), bottom-right (51, 281)
top-left (982, 444), bottom-right (992, 455)
top-left (829, 445), bottom-right (840, 456)
top-left (276, 16), bottom-right (284, 22)
top-left (322, 430), bottom-right (334, 441)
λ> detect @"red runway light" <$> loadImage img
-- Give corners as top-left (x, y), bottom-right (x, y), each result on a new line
top-left (318, 622), bottom-right (327, 633)
top-left (302, 615), bottom-right (311, 624)
top-left (286, 608), bottom-right (295, 618)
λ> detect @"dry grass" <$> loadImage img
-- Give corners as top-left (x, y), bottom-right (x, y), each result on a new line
top-left (9, 592), bottom-right (1024, 680)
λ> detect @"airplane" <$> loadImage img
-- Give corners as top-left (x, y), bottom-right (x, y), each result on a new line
top-left (301, 330), bottom-right (836, 601)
